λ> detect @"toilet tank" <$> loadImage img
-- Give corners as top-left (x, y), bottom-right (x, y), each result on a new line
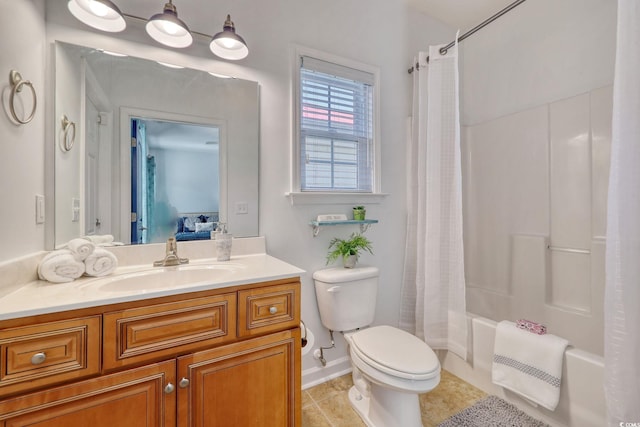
top-left (313, 266), bottom-right (379, 332)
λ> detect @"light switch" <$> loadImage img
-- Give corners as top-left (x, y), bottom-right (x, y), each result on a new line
top-left (35, 195), bottom-right (45, 224)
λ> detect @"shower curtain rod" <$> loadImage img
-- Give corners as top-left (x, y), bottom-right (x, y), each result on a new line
top-left (408, 0), bottom-right (527, 74)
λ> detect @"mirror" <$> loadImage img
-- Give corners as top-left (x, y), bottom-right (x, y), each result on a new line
top-left (53, 41), bottom-right (259, 247)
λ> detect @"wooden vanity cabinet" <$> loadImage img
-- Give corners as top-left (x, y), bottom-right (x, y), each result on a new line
top-left (0, 360), bottom-right (177, 427)
top-left (0, 278), bottom-right (301, 427)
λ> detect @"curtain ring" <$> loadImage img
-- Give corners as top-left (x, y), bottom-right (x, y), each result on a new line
top-left (9, 70), bottom-right (37, 124)
top-left (61, 115), bottom-right (76, 152)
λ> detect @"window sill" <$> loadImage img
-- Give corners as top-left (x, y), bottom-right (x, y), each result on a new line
top-left (285, 192), bottom-right (389, 206)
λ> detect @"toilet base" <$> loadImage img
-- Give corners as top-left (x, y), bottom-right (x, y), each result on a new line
top-left (348, 383), bottom-right (423, 427)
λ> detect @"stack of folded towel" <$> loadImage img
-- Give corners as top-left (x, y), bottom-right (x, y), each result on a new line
top-left (38, 238), bottom-right (118, 283)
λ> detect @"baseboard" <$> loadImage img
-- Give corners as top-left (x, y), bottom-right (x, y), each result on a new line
top-left (302, 355), bottom-right (352, 390)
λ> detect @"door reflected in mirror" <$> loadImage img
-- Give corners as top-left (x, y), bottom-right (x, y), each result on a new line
top-left (129, 118), bottom-right (220, 245)
top-left (53, 41), bottom-right (259, 248)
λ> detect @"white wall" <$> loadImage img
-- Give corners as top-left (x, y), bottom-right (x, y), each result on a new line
top-left (53, 42), bottom-right (83, 244)
top-left (0, 0), bottom-right (46, 260)
top-left (461, 0), bottom-right (616, 356)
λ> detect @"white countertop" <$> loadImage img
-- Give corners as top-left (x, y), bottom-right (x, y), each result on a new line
top-left (0, 254), bottom-right (305, 321)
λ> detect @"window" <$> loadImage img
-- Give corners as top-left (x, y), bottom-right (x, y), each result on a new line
top-left (296, 54), bottom-right (377, 193)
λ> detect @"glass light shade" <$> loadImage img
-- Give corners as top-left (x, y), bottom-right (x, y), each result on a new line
top-left (209, 15), bottom-right (248, 60)
top-left (146, 2), bottom-right (193, 48)
top-left (67, 0), bottom-right (126, 32)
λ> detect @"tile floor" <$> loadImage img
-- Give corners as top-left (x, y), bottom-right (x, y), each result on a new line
top-left (302, 370), bottom-right (487, 427)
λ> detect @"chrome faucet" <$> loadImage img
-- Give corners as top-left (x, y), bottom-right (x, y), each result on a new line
top-left (153, 237), bottom-right (189, 266)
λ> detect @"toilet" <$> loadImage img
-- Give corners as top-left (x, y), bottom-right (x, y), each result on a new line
top-left (313, 266), bottom-right (440, 427)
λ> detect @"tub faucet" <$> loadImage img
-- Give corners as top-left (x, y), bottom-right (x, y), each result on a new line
top-left (153, 237), bottom-right (189, 266)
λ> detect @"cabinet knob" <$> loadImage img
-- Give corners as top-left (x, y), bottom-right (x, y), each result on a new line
top-left (179, 377), bottom-right (190, 388)
top-left (164, 383), bottom-right (175, 394)
top-left (269, 306), bottom-right (277, 314)
top-left (31, 352), bottom-right (46, 365)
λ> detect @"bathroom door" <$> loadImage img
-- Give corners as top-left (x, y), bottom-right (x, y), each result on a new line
top-left (85, 96), bottom-right (100, 236)
top-left (130, 119), bottom-right (149, 244)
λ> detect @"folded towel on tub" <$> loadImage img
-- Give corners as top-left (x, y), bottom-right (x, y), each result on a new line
top-left (492, 320), bottom-right (569, 411)
top-left (84, 248), bottom-right (118, 277)
top-left (65, 238), bottom-right (95, 260)
top-left (37, 249), bottom-right (85, 283)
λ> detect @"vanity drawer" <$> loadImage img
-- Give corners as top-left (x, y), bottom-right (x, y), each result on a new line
top-left (0, 316), bottom-right (101, 397)
top-left (103, 293), bottom-right (236, 371)
top-left (238, 282), bottom-right (300, 337)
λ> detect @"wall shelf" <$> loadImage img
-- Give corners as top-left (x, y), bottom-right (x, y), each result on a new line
top-left (309, 219), bottom-right (378, 237)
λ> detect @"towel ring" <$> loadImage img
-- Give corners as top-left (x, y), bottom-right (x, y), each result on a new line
top-left (9, 70), bottom-right (37, 124)
top-left (60, 115), bottom-right (76, 152)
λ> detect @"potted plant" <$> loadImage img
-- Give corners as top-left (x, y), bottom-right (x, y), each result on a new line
top-left (353, 206), bottom-right (366, 221)
top-left (326, 232), bottom-right (373, 268)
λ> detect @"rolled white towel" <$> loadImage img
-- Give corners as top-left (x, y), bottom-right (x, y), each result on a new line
top-left (84, 248), bottom-right (118, 277)
top-left (38, 250), bottom-right (85, 283)
top-left (66, 238), bottom-right (95, 261)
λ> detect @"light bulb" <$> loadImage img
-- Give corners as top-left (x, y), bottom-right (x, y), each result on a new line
top-left (221, 38), bottom-right (237, 49)
top-left (161, 20), bottom-right (180, 35)
top-left (88, 0), bottom-right (110, 16)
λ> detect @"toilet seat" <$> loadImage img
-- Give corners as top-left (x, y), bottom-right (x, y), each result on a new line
top-left (350, 325), bottom-right (440, 381)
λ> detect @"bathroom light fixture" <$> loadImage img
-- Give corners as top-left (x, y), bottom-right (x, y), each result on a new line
top-left (209, 15), bottom-right (249, 60)
top-left (67, 0), bottom-right (126, 32)
top-left (67, 0), bottom-right (249, 60)
top-left (145, 1), bottom-right (193, 48)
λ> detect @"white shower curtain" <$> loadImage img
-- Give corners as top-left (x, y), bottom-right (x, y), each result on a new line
top-left (604, 0), bottom-right (640, 424)
top-left (400, 40), bottom-right (467, 360)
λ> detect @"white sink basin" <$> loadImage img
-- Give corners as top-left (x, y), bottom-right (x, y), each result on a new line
top-left (84, 263), bottom-right (245, 293)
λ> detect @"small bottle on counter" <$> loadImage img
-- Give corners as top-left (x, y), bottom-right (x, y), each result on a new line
top-left (214, 222), bottom-right (232, 261)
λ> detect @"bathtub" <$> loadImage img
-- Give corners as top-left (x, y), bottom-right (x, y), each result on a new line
top-left (441, 315), bottom-right (605, 427)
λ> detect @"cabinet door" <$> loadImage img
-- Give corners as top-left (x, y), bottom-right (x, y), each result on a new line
top-left (0, 360), bottom-right (176, 427)
top-left (177, 329), bottom-right (301, 427)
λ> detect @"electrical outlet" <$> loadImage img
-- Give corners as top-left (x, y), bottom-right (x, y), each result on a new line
top-left (235, 202), bottom-right (249, 215)
top-left (72, 198), bottom-right (80, 222)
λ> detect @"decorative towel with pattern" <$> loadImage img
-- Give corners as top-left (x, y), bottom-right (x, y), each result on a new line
top-left (492, 320), bottom-right (569, 411)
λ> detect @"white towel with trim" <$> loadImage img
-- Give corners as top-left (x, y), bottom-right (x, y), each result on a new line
top-left (492, 320), bottom-right (569, 411)
top-left (84, 248), bottom-right (118, 277)
top-left (38, 250), bottom-right (85, 283)
top-left (66, 238), bottom-right (95, 260)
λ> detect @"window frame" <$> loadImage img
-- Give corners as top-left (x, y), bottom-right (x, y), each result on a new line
top-left (291, 46), bottom-right (381, 198)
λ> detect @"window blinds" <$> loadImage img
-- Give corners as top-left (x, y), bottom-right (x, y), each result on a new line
top-left (299, 55), bottom-right (374, 192)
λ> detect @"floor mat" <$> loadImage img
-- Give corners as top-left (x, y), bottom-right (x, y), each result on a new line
top-left (438, 395), bottom-right (550, 427)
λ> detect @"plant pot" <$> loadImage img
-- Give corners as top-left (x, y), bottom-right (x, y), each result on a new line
top-left (343, 255), bottom-right (357, 268)
top-left (353, 209), bottom-right (366, 221)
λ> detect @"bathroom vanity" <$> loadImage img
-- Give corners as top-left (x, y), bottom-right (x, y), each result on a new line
top-left (0, 250), bottom-right (303, 426)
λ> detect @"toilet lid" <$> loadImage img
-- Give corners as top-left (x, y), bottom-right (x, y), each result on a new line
top-left (350, 325), bottom-right (440, 380)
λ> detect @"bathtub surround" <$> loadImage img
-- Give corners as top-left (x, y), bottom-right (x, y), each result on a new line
top-left (604, 0), bottom-right (640, 422)
top-left (401, 39), bottom-right (467, 360)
